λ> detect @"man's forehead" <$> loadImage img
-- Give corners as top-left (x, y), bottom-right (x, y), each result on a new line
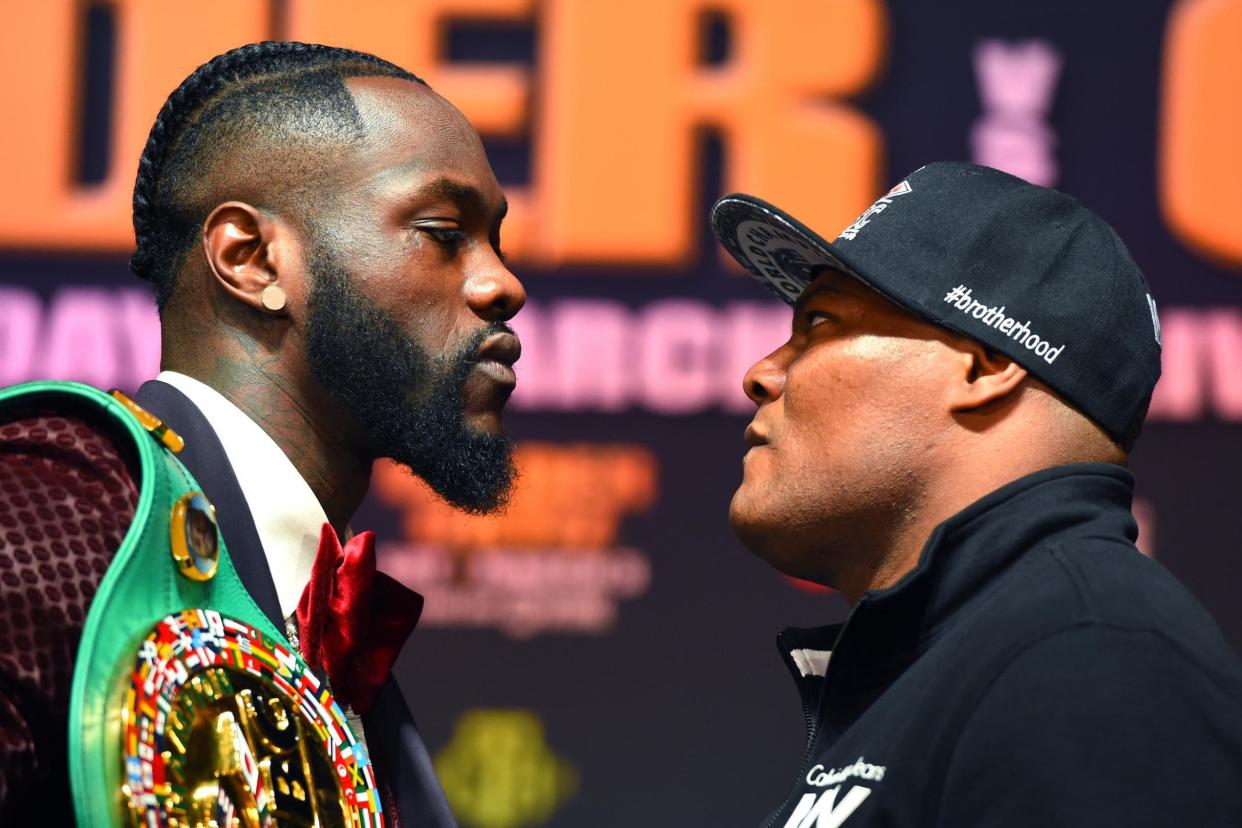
top-left (346, 76), bottom-right (477, 155)
top-left (406, 175), bottom-right (509, 218)
top-left (347, 75), bottom-right (445, 122)
top-left (337, 76), bottom-right (502, 202)
top-left (793, 267), bottom-right (958, 341)
top-left (792, 268), bottom-right (933, 328)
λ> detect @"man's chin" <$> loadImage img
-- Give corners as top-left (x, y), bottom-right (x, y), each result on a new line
top-left (405, 434), bottom-right (517, 516)
top-left (730, 493), bottom-right (833, 584)
top-left (729, 492), bottom-right (781, 561)
top-left (414, 465), bottom-right (515, 515)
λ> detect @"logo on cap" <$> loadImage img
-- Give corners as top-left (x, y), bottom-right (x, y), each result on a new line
top-left (1146, 294), bottom-right (1162, 346)
top-left (734, 218), bottom-right (838, 303)
top-left (839, 180), bottom-right (913, 241)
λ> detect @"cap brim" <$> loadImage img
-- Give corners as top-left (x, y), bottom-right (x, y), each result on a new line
top-left (710, 193), bottom-right (866, 306)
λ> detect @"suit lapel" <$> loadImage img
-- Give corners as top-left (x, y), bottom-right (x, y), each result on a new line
top-left (134, 379), bottom-right (284, 628)
top-left (365, 679), bottom-right (458, 826)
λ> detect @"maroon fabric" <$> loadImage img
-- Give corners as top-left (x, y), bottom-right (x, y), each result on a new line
top-left (0, 410), bottom-right (139, 824)
top-left (297, 523), bottom-right (423, 715)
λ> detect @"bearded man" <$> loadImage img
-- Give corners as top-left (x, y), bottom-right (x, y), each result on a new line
top-left (0, 41), bottom-right (523, 825)
top-left (711, 162), bottom-right (1242, 827)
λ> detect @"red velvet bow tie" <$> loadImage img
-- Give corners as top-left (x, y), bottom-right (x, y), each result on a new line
top-left (296, 523), bottom-right (423, 714)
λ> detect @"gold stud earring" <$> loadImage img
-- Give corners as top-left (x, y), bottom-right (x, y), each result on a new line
top-left (261, 284), bottom-right (287, 312)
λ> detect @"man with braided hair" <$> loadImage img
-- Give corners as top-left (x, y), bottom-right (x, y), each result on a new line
top-left (1, 41), bottom-right (524, 824)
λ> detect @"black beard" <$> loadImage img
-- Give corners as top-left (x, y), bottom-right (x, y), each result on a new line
top-left (304, 251), bottom-right (515, 514)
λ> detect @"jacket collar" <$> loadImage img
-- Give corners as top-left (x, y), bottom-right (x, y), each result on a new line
top-left (154, 371), bottom-right (327, 620)
top-left (134, 378), bottom-right (285, 628)
top-left (781, 463), bottom-right (1138, 685)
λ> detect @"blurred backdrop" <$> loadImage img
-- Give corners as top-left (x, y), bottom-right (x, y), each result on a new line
top-left (2, 1), bottom-right (1241, 825)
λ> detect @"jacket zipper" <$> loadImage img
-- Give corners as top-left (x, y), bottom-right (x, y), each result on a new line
top-left (763, 693), bottom-right (821, 828)
top-left (764, 613), bottom-right (858, 828)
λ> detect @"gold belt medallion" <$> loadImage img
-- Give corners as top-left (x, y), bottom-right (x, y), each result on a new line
top-left (121, 609), bottom-right (384, 827)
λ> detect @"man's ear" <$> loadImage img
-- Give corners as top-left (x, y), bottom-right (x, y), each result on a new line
top-left (947, 339), bottom-right (1028, 413)
top-left (202, 202), bottom-right (289, 315)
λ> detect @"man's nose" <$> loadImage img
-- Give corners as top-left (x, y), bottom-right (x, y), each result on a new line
top-left (742, 345), bottom-right (790, 406)
top-left (466, 258), bottom-right (527, 322)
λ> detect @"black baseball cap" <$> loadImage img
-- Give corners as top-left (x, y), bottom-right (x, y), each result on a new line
top-left (710, 161), bottom-right (1162, 451)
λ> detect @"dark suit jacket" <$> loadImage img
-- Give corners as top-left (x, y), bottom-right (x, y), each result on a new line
top-left (0, 399), bottom-right (140, 825)
top-left (136, 379), bottom-right (457, 828)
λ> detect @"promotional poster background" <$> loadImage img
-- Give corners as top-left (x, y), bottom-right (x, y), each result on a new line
top-left (2, 2), bottom-right (1240, 826)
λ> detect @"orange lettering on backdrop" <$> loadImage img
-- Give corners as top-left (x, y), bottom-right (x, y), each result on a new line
top-left (284, 0), bottom-right (532, 135)
top-left (0, 1), bottom-right (267, 251)
top-left (0, 1), bottom-right (884, 263)
top-left (1160, 0), bottom-right (1242, 267)
top-left (535, 0), bottom-right (886, 264)
top-left (287, 0), bottom-right (886, 265)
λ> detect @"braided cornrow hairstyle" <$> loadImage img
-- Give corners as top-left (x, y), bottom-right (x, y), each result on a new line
top-left (130, 41), bottom-right (426, 309)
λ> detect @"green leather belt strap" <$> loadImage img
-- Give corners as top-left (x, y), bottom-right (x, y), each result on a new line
top-left (0, 381), bottom-right (289, 827)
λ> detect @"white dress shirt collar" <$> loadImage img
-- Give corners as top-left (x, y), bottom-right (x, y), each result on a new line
top-left (156, 370), bottom-right (325, 619)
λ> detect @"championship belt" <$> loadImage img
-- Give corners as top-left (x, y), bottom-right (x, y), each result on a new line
top-left (0, 382), bottom-right (384, 827)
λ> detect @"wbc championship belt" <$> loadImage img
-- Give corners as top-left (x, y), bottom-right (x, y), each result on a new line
top-left (0, 382), bottom-right (383, 827)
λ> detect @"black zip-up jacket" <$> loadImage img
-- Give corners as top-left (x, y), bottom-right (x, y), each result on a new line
top-left (764, 463), bottom-right (1242, 827)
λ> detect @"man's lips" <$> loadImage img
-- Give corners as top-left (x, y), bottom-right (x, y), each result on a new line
top-left (744, 423), bottom-right (769, 448)
top-left (472, 331), bottom-right (522, 387)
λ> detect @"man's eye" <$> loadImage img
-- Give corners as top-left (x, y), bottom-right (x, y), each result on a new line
top-left (422, 227), bottom-right (466, 250)
top-left (807, 311), bottom-right (833, 328)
